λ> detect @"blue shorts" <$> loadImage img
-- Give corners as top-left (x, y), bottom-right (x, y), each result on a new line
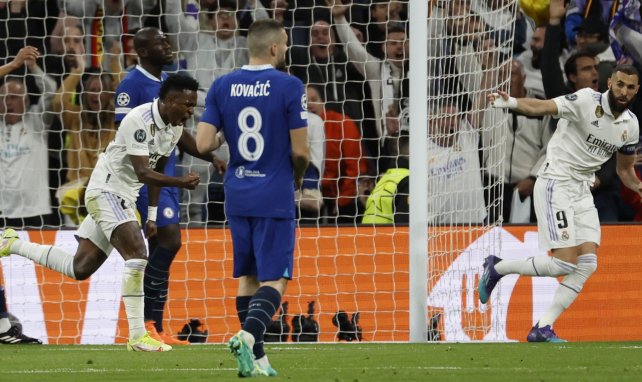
top-left (228, 216), bottom-right (295, 282)
top-left (136, 185), bottom-right (180, 227)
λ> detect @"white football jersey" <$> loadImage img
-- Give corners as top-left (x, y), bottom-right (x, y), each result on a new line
top-left (539, 88), bottom-right (639, 182)
top-left (86, 100), bottom-right (184, 204)
top-left (427, 120), bottom-right (487, 224)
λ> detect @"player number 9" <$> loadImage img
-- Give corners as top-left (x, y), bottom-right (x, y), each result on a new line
top-left (237, 106), bottom-right (264, 161)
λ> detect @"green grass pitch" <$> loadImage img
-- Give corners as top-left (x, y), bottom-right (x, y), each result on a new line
top-left (2, 342), bottom-right (642, 381)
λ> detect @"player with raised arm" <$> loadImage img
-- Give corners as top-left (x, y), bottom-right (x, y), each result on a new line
top-left (115, 27), bottom-right (225, 345)
top-left (478, 64), bottom-right (642, 342)
top-left (196, 19), bottom-right (309, 377)
top-left (0, 74), bottom-right (202, 351)
top-left (0, 45), bottom-right (43, 345)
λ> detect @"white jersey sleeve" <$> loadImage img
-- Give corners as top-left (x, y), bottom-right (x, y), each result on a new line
top-left (552, 88), bottom-right (594, 122)
top-left (119, 113), bottom-right (150, 157)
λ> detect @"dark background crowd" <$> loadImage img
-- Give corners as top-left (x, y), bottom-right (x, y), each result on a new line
top-left (2, 0), bottom-right (642, 229)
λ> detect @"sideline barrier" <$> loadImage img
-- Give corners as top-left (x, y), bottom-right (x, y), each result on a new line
top-left (1, 226), bottom-right (641, 344)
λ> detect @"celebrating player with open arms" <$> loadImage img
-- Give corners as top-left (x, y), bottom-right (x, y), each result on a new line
top-left (479, 64), bottom-right (641, 342)
top-left (196, 19), bottom-right (309, 377)
top-left (0, 74), bottom-right (202, 352)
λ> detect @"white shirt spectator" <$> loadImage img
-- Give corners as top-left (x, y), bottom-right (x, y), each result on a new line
top-left (0, 66), bottom-right (56, 218)
top-left (427, 120), bottom-right (486, 224)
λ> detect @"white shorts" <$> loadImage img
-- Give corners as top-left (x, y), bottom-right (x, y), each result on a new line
top-left (77, 191), bottom-right (139, 255)
top-left (533, 177), bottom-right (600, 251)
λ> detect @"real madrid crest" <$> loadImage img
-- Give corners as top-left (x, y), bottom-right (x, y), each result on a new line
top-left (150, 123), bottom-right (157, 137)
top-left (595, 105), bottom-right (604, 118)
top-left (622, 130), bottom-right (628, 142)
top-left (561, 231), bottom-right (569, 241)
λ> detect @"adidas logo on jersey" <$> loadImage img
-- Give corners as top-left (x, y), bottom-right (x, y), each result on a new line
top-left (591, 120), bottom-right (599, 128)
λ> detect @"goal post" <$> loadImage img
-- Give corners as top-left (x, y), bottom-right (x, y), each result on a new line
top-left (408, 0), bottom-right (429, 343)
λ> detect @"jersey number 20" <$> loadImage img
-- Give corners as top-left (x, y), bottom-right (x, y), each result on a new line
top-left (237, 106), bottom-right (264, 161)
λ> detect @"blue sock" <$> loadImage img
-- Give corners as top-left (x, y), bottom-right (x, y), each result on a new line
top-left (243, 286), bottom-right (281, 360)
top-left (236, 296), bottom-right (252, 326)
top-left (237, 295), bottom-right (262, 357)
top-left (143, 246), bottom-right (177, 332)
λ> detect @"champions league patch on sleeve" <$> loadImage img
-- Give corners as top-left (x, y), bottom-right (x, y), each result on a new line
top-left (117, 92), bottom-right (131, 106)
top-left (565, 94), bottom-right (578, 101)
top-left (301, 93), bottom-right (308, 110)
top-left (134, 129), bottom-right (147, 143)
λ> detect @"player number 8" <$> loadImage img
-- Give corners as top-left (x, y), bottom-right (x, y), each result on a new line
top-left (237, 106), bottom-right (264, 161)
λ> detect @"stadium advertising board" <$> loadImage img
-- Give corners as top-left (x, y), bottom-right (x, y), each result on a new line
top-left (1, 226), bottom-right (641, 343)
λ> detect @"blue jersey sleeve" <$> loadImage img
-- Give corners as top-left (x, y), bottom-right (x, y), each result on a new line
top-left (285, 76), bottom-right (308, 130)
top-left (114, 80), bottom-right (142, 123)
top-left (200, 81), bottom-right (222, 128)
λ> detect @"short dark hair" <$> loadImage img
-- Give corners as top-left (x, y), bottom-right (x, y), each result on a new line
top-left (158, 73), bottom-right (199, 99)
top-left (133, 27), bottom-right (162, 51)
top-left (564, 51), bottom-right (595, 83)
top-left (247, 19), bottom-right (284, 57)
top-left (612, 64), bottom-right (640, 78)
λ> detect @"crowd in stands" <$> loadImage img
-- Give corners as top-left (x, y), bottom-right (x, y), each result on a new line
top-left (2, 0), bottom-right (642, 228)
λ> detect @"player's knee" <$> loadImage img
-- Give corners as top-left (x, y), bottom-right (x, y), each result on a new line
top-left (72, 257), bottom-right (99, 280)
top-left (577, 254), bottom-right (597, 278)
top-left (550, 257), bottom-right (577, 276)
top-left (156, 232), bottom-right (182, 254)
top-left (73, 266), bottom-right (93, 281)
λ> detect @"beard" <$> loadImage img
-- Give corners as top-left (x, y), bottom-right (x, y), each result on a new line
top-left (608, 89), bottom-right (632, 113)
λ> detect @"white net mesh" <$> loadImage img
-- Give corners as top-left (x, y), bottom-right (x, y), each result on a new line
top-left (0, 0), bottom-right (514, 343)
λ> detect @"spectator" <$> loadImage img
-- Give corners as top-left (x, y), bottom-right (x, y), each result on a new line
top-left (53, 55), bottom-right (122, 226)
top-left (296, 111), bottom-right (325, 222)
top-left (44, 24), bottom-right (86, 85)
top-left (0, 47), bottom-right (56, 228)
top-left (428, 0), bottom-right (489, 124)
top-left (307, 85), bottom-right (369, 223)
top-left (427, 97), bottom-right (486, 224)
top-left (288, 20), bottom-right (368, 130)
top-left (52, 0), bottom-right (155, 69)
top-left (165, 0), bottom-right (268, 88)
top-left (329, 0), bottom-right (408, 163)
top-left (517, 25), bottom-right (549, 99)
top-left (362, 132), bottom-right (409, 224)
top-left (482, 60), bottom-right (553, 223)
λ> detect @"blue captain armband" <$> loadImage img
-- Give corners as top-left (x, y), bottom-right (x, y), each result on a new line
top-left (619, 144), bottom-right (637, 155)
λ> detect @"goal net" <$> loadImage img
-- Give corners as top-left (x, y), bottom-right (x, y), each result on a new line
top-left (0, 0), bottom-right (514, 344)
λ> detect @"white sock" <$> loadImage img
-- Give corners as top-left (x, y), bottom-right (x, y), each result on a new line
top-left (256, 355), bottom-right (271, 368)
top-left (11, 239), bottom-right (76, 279)
top-left (539, 254), bottom-right (597, 327)
top-left (122, 258), bottom-right (148, 341)
top-left (239, 329), bottom-right (256, 348)
top-left (0, 317), bottom-right (10, 333)
top-left (495, 256), bottom-right (576, 277)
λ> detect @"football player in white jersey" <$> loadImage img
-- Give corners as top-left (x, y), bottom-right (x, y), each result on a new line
top-left (479, 64), bottom-right (641, 342)
top-left (0, 74), bottom-right (203, 352)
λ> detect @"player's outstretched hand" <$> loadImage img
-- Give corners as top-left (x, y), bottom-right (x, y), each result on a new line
top-left (488, 90), bottom-right (516, 108)
top-left (181, 172), bottom-right (200, 190)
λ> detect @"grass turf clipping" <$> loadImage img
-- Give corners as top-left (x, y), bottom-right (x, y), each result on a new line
top-left (1, 342), bottom-right (642, 381)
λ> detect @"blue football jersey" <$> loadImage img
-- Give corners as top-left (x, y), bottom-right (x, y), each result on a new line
top-left (201, 65), bottom-right (308, 218)
top-left (114, 66), bottom-right (176, 179)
